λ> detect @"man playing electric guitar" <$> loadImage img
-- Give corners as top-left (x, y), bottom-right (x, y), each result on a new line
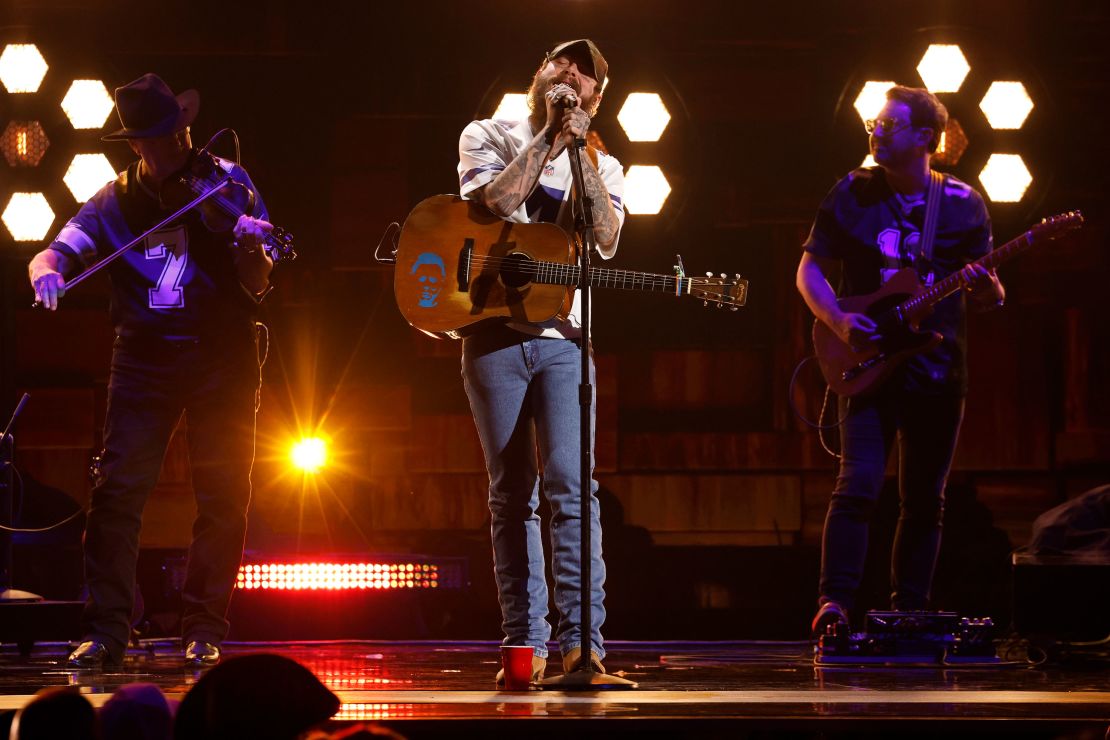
top-left (796, 85), bottom-right (1005, 637)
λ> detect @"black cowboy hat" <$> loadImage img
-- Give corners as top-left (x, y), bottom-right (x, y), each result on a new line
top-left (102, 73), bottom-right (199, 141)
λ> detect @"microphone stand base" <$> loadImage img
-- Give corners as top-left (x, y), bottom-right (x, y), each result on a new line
top-left (539, 669), bottom-right (638, 691)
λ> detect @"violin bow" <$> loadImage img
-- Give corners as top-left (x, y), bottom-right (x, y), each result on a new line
top-left (33, 175), bottom-right (233, 308)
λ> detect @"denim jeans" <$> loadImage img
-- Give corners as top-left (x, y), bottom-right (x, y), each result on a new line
top-left (818, 389), bottom-right (965, 613)
top-left (82, 330), bottom-right (258, 658)
top-left (461, 327), bottom-right (605, 661)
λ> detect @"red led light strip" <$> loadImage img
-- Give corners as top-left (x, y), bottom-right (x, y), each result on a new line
top-left (235, 562), bottom-right (439, 591)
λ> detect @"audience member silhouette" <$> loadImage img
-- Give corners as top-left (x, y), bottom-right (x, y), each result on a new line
top-left (173, 653), bottom-right (339, 740)
top-left (9, 686), bottom-right (99, 740)
top-left (99, 682), bottom-right (174, 740)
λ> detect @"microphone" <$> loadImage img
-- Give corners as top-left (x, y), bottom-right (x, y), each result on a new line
top-left (553, 89), bottom-right (578, 109)
top-left (546, 86), bottom-right (579, 144)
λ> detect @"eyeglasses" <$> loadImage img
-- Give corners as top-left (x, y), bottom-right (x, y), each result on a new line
top-left (864, 117), bottom-right (912, 137)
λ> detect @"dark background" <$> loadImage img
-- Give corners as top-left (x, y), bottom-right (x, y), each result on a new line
top-left (1, 0), bottom-right (1107, 640)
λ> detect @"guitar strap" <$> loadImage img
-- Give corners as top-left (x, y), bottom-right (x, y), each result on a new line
top-left (586, 144), bottom-right (599, 170)
top-left (917, 169), bottom-right (945, 282)
top-left (569, 145), bottom-right (601, 251)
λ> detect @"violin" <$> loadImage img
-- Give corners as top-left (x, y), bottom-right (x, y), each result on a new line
top-left (159, 148), bottom-right (296, 262)
top-left (32, 129), bottom-right (294, 308)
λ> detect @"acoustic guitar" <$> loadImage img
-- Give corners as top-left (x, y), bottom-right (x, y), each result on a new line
top-left (394, 195), bottom-right (749, 339)
top-left (813, 211), bottom-right (1084, 397)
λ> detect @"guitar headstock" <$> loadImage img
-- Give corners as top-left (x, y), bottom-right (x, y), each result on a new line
top-left (690, 273), bottom-right (749, 310)
top-left (1030, 211), bottom-right (1084, 242)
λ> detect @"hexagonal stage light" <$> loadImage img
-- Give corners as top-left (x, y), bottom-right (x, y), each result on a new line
top-left (2, 193), bottom-right (56, 241)
top-left (623, 165), bottom-right (671, 215)
top-left (617, 92), bottom-right (671, 142)
top-left (492, 93), bottom-right (529, 121)
top-left (980, 81), bottom-right (1034, 129)
top-left (932, 118), bottom-right (969, 167)
top-left (61, 80), bottom-right (115, 129)
top-left (0, 121), bottom-right (50, 167)
top-left (64, 153), bottom-right (117, 202)
top-left (979, 153), bottom-right (1032, 203)
top-left (0, 44), bottom-right (49, 93)
top-left (853, 80), bottom-right (896, 123)
top-left (916, 44), bottom-right (971, 93)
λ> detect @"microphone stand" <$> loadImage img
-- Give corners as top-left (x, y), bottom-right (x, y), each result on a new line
top-left (539, 130), bottom-right (635, 691)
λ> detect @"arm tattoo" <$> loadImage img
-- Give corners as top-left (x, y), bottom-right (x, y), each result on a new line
top-left (478, 130), bottom-right (554, 217)
top-left (580, 162), bottom-right (620, 250)
top-left (475, 126), bottom-right (620, 250)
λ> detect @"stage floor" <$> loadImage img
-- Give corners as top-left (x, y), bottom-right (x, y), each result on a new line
top-left (1, 640), bottom-right (1108, 737)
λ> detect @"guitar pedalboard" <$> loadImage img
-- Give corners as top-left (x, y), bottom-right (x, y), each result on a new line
top-left (815, 610), bottom-right (998, 665)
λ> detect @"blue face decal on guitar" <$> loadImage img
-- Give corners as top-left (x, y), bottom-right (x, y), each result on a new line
top-left (411, 252), bottom-right (447, 308)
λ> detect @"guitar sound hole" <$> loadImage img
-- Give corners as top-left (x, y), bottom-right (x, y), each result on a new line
top-left (500, 252), bottom-right (534, 289)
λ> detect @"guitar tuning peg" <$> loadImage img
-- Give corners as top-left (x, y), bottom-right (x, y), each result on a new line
top-left (720, 273), bottom-right (726, 279)
top-left (730, 306), bottom-right (738, 311)
top-left (703, 300), bottom-right (708, 306)
top-left (716, 302), bottom-right (722, 309)
top-left (734, 273), bottom-right (741, 279)
top-left (705, 271), bottom-right (712, 277)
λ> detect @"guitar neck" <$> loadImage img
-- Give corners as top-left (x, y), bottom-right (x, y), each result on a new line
top-left (533, 261), bottom-right (695, 296)
top-left (900, 229), bottom-right (1034, 315)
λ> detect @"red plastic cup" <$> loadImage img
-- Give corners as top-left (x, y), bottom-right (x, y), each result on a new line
top-left (500, 645), bottom-right (535, 690)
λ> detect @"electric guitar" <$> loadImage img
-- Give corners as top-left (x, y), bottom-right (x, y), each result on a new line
top-left (393, 195), bottom-right (749, 339)
top-left (813, 211), bottom-right (1084, 397)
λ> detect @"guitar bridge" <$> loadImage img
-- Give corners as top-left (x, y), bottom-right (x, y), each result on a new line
top-left (843, 352), bottom-right (887, 381)
top-left (457, 238), bottom-right (473, 291)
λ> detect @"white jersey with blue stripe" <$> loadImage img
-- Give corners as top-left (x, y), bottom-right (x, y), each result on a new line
top-left (458, 116), bottom-right (626, 338)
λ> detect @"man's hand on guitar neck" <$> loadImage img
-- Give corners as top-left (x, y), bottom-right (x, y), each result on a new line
top-left (958, 263), bottom-right (1005, 311)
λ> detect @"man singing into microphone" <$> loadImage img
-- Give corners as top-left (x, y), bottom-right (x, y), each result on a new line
top-left (456, 39), bottom-right (625, 685)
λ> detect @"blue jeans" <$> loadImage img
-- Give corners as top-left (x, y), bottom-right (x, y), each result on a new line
top-left (461, 327), bottom-right (605, 661)
top-left (818, 389), bottom-right (965, 612)
top-left (82, 331), bottom-right (258, 659)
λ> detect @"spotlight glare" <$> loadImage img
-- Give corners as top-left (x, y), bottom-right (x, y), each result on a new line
top-left (980, 81), bottom-right (1034, 129)
top-left (617, 92), bottom-right (671, 142)
top-left (2, 193), bottom-right (56, 241)
top-left (853, 80), bottom-right (896, 123)
top-left (978, 153), bottom-right (1032, 202)
top-left (916, 44), bottom-right (971, 93)
top-left (61, 80), bottom-right (116, 129)
top-left (0, 44), bottom-right (48, 93)
top-left (64, 154), bottom-right (117, 202)
top-left (291, 437), bottom-right (327, 473)
top-left (492, 93), bottom-right (529, 121)
top-left (623, 165), bottom-right (671, 215)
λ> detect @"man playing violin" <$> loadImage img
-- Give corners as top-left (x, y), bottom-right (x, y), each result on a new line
top-left (27, 73), bottom-right (274, 669)
top-left (456, 39), bottom-right (624, 685)
top-left (796, 85), bottom-right (1004, 638)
